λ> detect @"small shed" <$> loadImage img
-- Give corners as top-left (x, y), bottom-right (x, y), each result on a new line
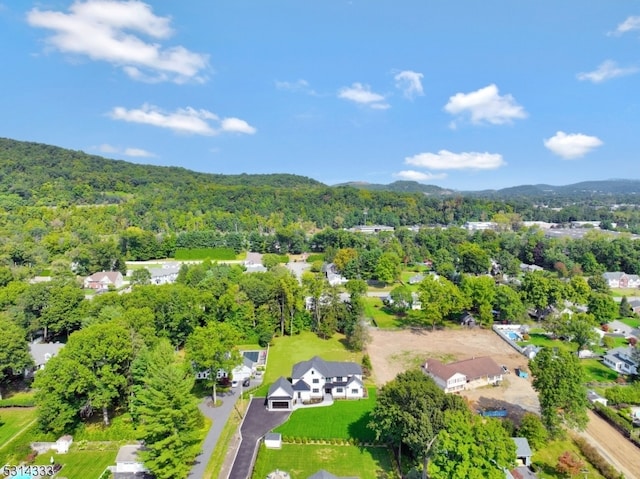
top-left (54, 435), bottom-right (73, 454)
top-left (264, 432), bottom-right (282, 449)
top-left (587, 390), bottom-right (608, 407)
top-left (512, 437), bottom-right (533, 467)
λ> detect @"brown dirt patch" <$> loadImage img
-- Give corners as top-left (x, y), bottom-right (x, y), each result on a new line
top-left (576, 411), bottom-right (640, 479)
top-left (367, 328), bottom-right (540, 417)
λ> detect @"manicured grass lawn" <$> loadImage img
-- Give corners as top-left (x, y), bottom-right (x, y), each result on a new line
top-left (620, 317), bottom-right (640, 328)
top-left (251, 443), bottom-right (395, 479)
top-left (274, 389), bottom-right (377, 442)
top-left (532, 439), bottom-right (605, 479)
top-left (0, 390), bottom-right (36, 408)
top-left (517, 333), bottom-right (576, 353)
top-left (363, 297), bottom-right (404, 329)
top-left (34, 446), bottom-right (119, 479)
top-left (610, 288), bottom-right (640, 297)
top-left (0, 407), bottom-right (37, 448)
top-left (581, 359), bottom-right (619, 383)
top-left (253, 332), bottom-right (363, 397)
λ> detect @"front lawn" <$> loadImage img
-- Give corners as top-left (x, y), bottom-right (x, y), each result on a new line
top-left (251, 443), bottom-right (395, 479)
top-left (619, 317), bottom-right (640, 329)
top-left (0, 407), bottom-right (37, 448)
top-left (274, 389), bottom-right (377, 442)
top-left (253, 332), bottom-right (363, 397)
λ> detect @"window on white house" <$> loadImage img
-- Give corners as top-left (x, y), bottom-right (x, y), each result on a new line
top-left (336, 388), bottom-right (343, 393)
top-left (351, 388), bottom-right (359, 394)
top-left (336, 376), bottom-right (343, 382)
top-left (312, 378), bottom-right (319, 384)
top-left (312, 388), bottom-right (319, 393)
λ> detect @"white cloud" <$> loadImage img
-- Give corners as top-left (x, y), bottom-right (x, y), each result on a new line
top-left (27, 0), bottom-right (208, 83)
top-left (405, 150), bottom-right (506, 170)
top-left (577, 60), bottom-right (638, 83)
top-left (543, 131), bottom-right (603, 159)
top-left (97, 143), bottom-right (118, 153)
top-left (275, 79), bottom-right (317, 95)
top-left (124, 147), bottom-right (155, 157)
top-left (444, 84), bottom-right (527, 126)
top-left (220, 117), bottom-right (257, 134)
top-left (394, 70), bottom-right (424, 99)
top-left (92, 143), bottom-right (155, 157)
top-left (338, 82), bottom-right (389, 109)
top-left (393, 170), bottom-right (447, 181)
top-left (610, 16), bottom-right (640, 35)
top-left (108, 104), bottom-right (256, 136)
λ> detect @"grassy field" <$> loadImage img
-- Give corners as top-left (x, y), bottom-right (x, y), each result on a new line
top-left (274, 389), bottom-right (377, 442)
top-left (252, 331), bottom-right (363, 397)
top-left (0, 390), bottom-right (36, 408)
top-left (251, 443), bottom-right (395, 479)
top-left (517, 333), bottom-right (576, 353)
top-left (33, 446), bottom-right (119, 479)
top-left (610, 288), bottom-right (640, 297)
top-left (532, 439), bottom-right (605, 479)
top-left (363, 297), bottom-right (404, 329)
top-left (619, 317), bottom-right (640, 328)
top-left (0, 407), bottom-right (38, 448)
top-left (581, 359), bottom-right (619, 383)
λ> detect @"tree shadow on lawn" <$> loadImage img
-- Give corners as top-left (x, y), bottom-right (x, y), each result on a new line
top-left (347, 410), bottom-right (376, 443)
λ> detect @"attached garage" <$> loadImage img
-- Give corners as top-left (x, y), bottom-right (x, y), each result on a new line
top-left (267, 377), bottom-right (295, 411)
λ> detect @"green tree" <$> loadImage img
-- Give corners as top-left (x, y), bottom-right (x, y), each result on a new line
top-left (418, 275), bottom-right (469, 330)
top-left (460, 275), bottom-right (496, 326)
top-left (388, 285), bottom-right (413, 313)
top-left (566, 276), bottom-right (591, 305)
top-left (0, 315), bottom-right (33, 383)
top-left (186, 322), bottom-right (240, 403)
top-left (517, 412), bottom-right (548, 451)
top-left (368, 370), bottom-right (467, 477)
top-left (429, 411), bottom-right (515, 479)
top-left (130, 268), bottom-right (152, 286)
top-left (587, 292), bottom-right (618, 324)
top-left (137, 340), bottom-right (203, 479)
top-left (565, 312), bottom-right (598, 352)
top-left (457, 242), bottom-right (491, 275)
top-left (375, 252), bottom-right (401, 284)
top-left (618, 296), bottom-right (633, 318)
top-left (494, 284), bottom-right (526, 323)
top-left (530, 348), bottom-right (588, 437)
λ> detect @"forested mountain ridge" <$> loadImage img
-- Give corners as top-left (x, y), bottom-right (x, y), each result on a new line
top-left (0, 137), bottom-right (323, 204)
top-left (334, 180), bottom-right (454, 195)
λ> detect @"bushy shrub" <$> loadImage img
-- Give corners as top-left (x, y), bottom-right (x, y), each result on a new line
top-left (573, 436), bottom-right (623, 479)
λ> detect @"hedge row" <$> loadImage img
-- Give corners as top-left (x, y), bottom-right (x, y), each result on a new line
top-left (573, 436), bottom-right (624, 479)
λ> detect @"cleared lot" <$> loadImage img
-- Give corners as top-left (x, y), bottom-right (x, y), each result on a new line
top-left (367, 328), bottom-right (540, 417)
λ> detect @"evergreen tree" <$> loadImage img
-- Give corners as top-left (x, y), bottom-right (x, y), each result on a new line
top-left (137, 340), bottom-right (203, 479)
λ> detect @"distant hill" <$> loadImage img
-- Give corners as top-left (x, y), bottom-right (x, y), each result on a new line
top-left (464, 179), bottom-right (640, 199)
top-left (335, 180), bottom-right (454, 195)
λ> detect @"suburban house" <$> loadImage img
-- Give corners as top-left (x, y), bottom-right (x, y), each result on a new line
top-left (83, 271), bottom-right (124, 290)
top-left (322, 263), bottom-right (348, 286)
top-left (603, 346), bottom-right (638, 375)
top-left (423, 356), bottom-right (503, 393)
top-left (629, 299), bottom-right (640, 315)
top-left (26, 341), bottom-right (64, 375)
top-left (603, 272), bottom-right (640, 289)
top-left (506, 437), bottom-right (538, 479)
top-left (195, 350), bottom-right (262, 383)
top-left (244, 252), bottom-right (267, 273)
top-left (383, 292), bottom-right (421, 311)
top-left (408, 273), bottom-right (425, 284)
top-left (112, 443), bottom-right (151, 479)
top-left (147, 263), bottom-right (181, 285)
top-left (267, 356), bottom-right (364, 410)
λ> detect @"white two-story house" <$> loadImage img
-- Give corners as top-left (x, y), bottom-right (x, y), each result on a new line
top-left (267, 356), bottom-right (364, 410)
top-left (603, 346), bottom-right (638, 375)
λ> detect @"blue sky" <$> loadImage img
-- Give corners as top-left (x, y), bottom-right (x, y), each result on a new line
top-left (1, 1), bottom-right (640, 190)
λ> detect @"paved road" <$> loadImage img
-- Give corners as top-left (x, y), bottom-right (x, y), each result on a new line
top-left (228, 399), bottom-right (290, 479)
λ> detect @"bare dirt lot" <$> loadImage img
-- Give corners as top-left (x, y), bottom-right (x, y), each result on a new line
top-left (576, 411), bottom-right (640, 479)
top-left (367, 328), bottom-right (540, 420)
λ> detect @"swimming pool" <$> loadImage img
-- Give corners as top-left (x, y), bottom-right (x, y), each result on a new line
top-left (505, 331), bottom-right (522, 341)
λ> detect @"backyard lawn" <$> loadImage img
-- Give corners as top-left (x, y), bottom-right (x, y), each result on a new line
top-left (252, 331), bottom-right (363, 397)
top-left (0, 407), bottom-right (37, 448)
top-left (581, 359), bottom-right (619, 383)
top-left (363, 297), bottom-right (404, 329)
top-left (517, 333), bottom-right (576, 353)
top-left (274, 389), bottom-right (377, 442)
top-left (532, 439), bottom-right (605, 479)
top-left (33, 446), bottom-right (119, 479)
top-left (251, 443), bottom-right (395, 479)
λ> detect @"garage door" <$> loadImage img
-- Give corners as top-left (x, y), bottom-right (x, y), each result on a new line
top-left (270, 401), bottom-right (290, 409)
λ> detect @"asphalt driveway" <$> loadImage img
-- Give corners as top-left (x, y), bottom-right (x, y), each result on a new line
top-left (228, 398), bottom-right (291, 479)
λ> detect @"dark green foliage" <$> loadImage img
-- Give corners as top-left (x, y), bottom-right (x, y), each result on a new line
top-left (573, 436), bottom-right (625, 479)
top-left (530, 348), bottom-right (588, 437)
top-left (603, 382), bottom-right (640, 405)
top-left (174, 247), bottom-right (236, 260)
top-left (516, 412), bottom-right (548, 451)
top-left (136, 340), bottom-right (203, 479)
top-left (0, 315), bottom-right (33, 382)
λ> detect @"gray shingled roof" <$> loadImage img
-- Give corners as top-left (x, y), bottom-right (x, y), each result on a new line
top-left (29, 342), bottom-right (64, 367)
top-left (268, 377), bottom-right (294, 398)
top-left (292, 356), bottom-right (362, 379)
top-left (512, 437), bottom-right (532, 457)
